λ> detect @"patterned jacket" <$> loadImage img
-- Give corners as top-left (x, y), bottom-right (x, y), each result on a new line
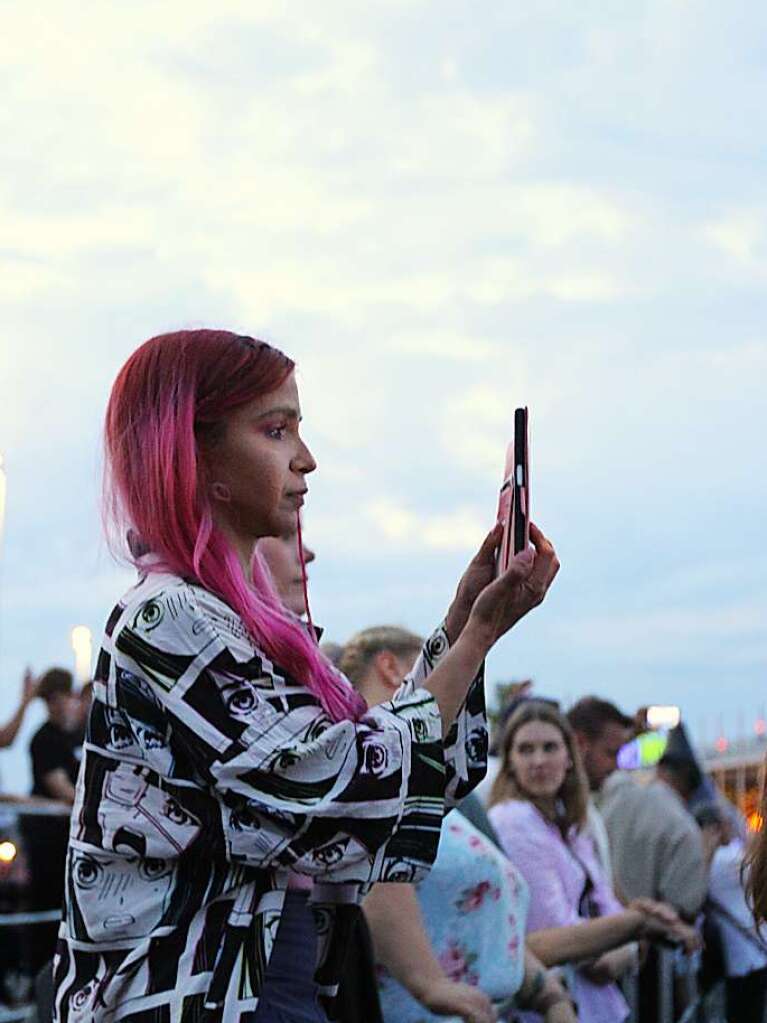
top-left (52, 572), bottom-right (487, 1022)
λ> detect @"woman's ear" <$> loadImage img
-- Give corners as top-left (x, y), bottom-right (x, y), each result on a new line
top-left (373, 650), bottom-right (406, 691)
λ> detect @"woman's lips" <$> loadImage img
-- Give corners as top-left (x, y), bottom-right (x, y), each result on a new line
top-left (285, 491), bottom-right (307, 508)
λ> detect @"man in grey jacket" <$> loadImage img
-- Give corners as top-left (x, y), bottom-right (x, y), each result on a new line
top-left (601, 730), bottom-right (710, 1023)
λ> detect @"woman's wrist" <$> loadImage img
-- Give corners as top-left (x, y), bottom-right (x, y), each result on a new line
top-left (626, 907), bottom-right (646, 940)
top-left (533, 975), bottom-right (573, 1014)
top-left (457, 618), bottom-right (494, 660)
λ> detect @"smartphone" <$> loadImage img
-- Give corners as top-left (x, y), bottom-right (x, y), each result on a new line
top-left (496, 407), bottom-right (530, 575)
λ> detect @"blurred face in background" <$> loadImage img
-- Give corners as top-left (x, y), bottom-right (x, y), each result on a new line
top-left (507, 719), bottom-right (571, 801)
top-left (576, 721), bottom-right (632, 792)
top-left (259, 531), bottom-right (315, 617)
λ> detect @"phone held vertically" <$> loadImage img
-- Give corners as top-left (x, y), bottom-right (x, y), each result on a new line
top-left (496, 407), bottom-right (530, 575)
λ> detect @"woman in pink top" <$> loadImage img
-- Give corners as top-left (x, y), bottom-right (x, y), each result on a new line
top-left (488, 701), bottom-right (685, 1023)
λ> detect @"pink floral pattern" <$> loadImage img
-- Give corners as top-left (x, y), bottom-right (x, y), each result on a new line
top-left (377, 811), bottom-right (529, 1022)
top-left (437, 940), bottom-right (479, 986)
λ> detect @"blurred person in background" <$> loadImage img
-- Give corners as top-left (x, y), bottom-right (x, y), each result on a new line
top-left (695, 803), bottom-right (767, 1023)
top-left (24, 668), bottom-right (80, 981)
top-left (600, 728), bottom-right (709, 920)
top-left (566, 697), bottom-right (634, 880)
top-left (600, 727), bottom-right (711, 1023)
top-left (0, 669), bottom-right (38, 753)
top-left (488, 701), bottom-right (695, 1023)
top-left (29, 668), bottom-right (79, 804)
top-left (70, 680), bottom-right (94, 745)
top-left (259, 529), bottom-right (383, 1023)
top-left (343, 629), bottom-right (576, 1023)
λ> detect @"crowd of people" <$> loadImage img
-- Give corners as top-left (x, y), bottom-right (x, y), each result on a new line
top-left (0, 329), bottom-right (765, 1023)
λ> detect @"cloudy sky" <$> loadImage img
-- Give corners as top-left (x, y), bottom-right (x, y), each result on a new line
top-left (1, 1), bottom-right (765, 789)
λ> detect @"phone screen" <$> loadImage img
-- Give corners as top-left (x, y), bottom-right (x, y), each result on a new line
top-left (513, 407), bottom-right (529, 555)
top-left (496, 407), bottom-right (530, 575)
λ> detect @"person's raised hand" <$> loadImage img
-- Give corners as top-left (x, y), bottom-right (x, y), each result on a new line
top-left (21, 668), bottom-right (38, 704)
top-left (444, 523), bottom-right (503, 642)
top-left (420, 977), bottom-right (497, 1023)
top-left (464, 522), bottom-right (559, 651)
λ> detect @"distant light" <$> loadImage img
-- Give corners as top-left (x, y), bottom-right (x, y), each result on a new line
top-left (646, 705), bottom-right (681, 730)
top-left (715, 735), bottom-right (729, 754)
top-left (71, 626), bottom-right (93, 684)
top-left (0, 840), bottom-right (16, 864)
top-left (748, 812), bottom-right (764, 833)
top-left (756, 718), bottom-right (766, 737)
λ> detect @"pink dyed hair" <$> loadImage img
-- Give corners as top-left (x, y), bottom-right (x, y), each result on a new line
top-left (104, 329), bottom-right (365, 722)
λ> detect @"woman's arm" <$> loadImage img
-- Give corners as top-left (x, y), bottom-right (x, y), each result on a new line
top-left (517, 948), bottom-right (577, 1022)
top-left (526, 909), bottom-right (645, 965)
top-left (0, 669), bottom-right (36, 748)
top-left (363, 883), bottom-right (496, 1023)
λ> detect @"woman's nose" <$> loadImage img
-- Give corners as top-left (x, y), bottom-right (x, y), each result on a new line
top-left (303, 544), bottom-right (316, 565)
top-left (294, 438), bottom-right (317, 475)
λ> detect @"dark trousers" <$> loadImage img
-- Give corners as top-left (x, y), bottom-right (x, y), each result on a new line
top-left (726, 967), bottom-right (767, 1023)
top-left (253, 893), bottom-right (328, 1023)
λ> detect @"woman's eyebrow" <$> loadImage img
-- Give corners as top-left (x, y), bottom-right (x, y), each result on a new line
top-left (255, 405), bottom-right (302, 421)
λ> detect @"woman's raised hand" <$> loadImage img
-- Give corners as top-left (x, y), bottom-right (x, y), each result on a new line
top-left (464, 522), bottom-right (560, 652)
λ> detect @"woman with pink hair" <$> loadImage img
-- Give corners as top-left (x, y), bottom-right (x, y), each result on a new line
top-left (51, 330), bottom-right (560, 1023)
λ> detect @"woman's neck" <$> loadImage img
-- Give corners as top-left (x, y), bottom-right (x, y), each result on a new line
top-left (529, 794), bottom-right (558, 822)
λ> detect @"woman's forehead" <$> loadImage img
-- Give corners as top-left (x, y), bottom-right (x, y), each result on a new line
top-left (514, 719), bottom-right (564, 744)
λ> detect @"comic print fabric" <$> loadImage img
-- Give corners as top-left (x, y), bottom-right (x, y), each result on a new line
top-left (52, 572), bottom-right (487, 1022)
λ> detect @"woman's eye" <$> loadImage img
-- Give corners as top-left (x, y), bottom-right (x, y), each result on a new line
top-left (265, 424), bottom-right (287, 439)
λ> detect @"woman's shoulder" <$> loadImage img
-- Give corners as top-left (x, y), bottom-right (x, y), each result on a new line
top-left (114, 573), bottom-right (252, 656)
top-left (487, 798), bottom-right (542, 830)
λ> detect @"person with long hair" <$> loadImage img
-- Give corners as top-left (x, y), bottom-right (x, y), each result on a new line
top-left (51, 330), bottom-right (560, 1023)
top-left (488, 701), bottom-right (693, 1023)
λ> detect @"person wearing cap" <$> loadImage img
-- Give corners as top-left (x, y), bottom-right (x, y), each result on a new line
top-left (601, 724), bottom-right (709, 921)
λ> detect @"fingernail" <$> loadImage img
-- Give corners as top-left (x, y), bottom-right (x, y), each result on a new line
top-left (517, 547), bottom-right (534, 564)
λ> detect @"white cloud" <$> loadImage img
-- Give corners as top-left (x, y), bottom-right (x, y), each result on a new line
top-left (364, 498), bottom-right (486, 551)
top-left (702, 210), bottom-right (766, 267)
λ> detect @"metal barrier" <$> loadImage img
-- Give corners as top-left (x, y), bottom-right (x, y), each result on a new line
top-left (620, 946), bottom-right (730, 1023)
top-left (0, 801), bottom-right (747, 1023)
top-left (0, 800), bottom-right (69, 1022)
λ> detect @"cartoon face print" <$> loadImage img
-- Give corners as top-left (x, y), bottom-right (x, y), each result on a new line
top-left (220, 678), bottom-right (260, 721)
top-left (68, 847), bottom-right (174, 942)
top-left (98, 763), bottom-right (201, 858)
top-left (68, 963), bottom-right (107, 1023)
top-left (114, 670), bottom-right (173, 774)
top-left (359, 735), bottom-right (389, 777)
top-left (106, 711), bottom-right (135, 753)
top-left (410, 718), bottom-right (430, 743)
top-left (465, 727), bottom-right (487, 767)
top-left (228, 800), bottom-right (300, 863)
top-left (131, 597), bottom-right (165, 635)
top-left (383, 859), bottom-right (418, 883)
top-left (311, 838), bottom-right (348, 869)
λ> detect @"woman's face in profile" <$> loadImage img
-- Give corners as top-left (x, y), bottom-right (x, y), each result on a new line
top-left (259, 532), bottom-right (316, 617)
top-left (200, 372), bottom-right (317, 542)
top-left (507, 720), bottom-right (570, 800)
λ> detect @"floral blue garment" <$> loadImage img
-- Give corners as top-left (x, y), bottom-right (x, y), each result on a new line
top-left (377, 810), bottom-right (529, 1023)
